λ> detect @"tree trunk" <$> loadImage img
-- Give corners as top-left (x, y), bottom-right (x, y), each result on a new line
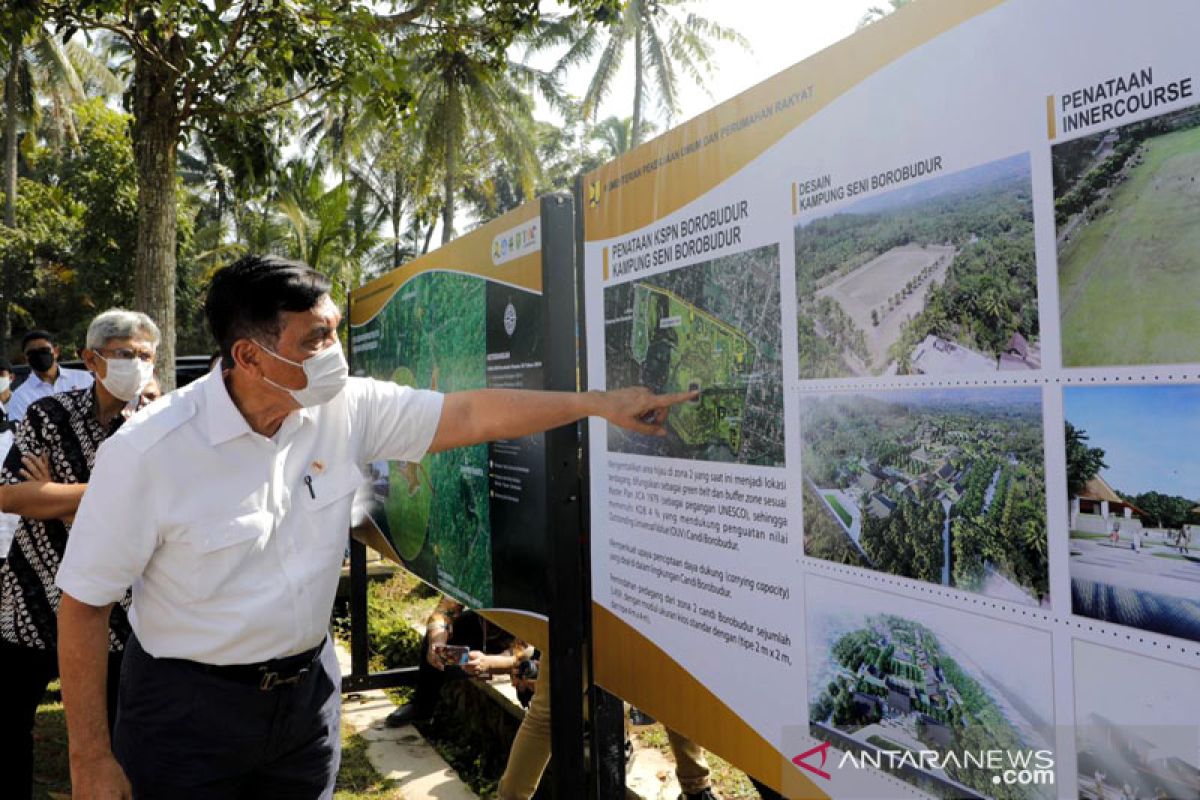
top-left (440, 131), bottom-right (456, 246)
top-left (132, 49), bottom-right (182, 390)
top-left (422, 220), bottom-right (435, 254)
top-left (391, 169), bottom-right (403, 268)
top-left (2, 36), bottom-right (21, 342)
top-left (631, 14), bottom-right (645, 148)
top-left (440, 81), bottom-right (459, 246)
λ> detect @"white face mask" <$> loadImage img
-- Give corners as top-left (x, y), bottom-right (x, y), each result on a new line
top-left (256, 341), bottom-right (349, 408)
top-left (98, 356), bottom-right (156, 402)
top-left (0, 376), bottom-right (10, 394)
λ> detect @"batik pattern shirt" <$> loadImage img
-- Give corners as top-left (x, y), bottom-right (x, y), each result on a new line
top-left (0, 387), bottom-right (130, 651)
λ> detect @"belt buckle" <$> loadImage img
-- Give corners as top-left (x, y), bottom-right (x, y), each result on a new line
top-left (259, 667), bottom-right (309, 691)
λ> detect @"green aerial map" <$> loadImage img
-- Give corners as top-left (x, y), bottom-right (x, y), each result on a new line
top-left (352, 271), bottom-right (493, 608)
top-left (630, 283), bottom-right (755, 453)
top-left (604, 243), bottom-right (784, 466)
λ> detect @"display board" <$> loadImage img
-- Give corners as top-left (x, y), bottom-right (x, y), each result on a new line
top-left (350, 198), bottom-right (574, 643)
top-left (580, 2), bottom-right (1200, 797)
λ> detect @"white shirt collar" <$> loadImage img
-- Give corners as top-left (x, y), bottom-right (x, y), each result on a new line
top-left (201, 369), bottom-right (314, 446)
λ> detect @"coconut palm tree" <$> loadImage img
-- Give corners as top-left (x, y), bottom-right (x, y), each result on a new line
top-left (348, 124), bottom-right (430, 271)
top-left (275, 157), bottom-right (384, 299)
top-left (557, 0), bottom-right (746, 147)
top-left (408, 18), bottom-right (549, 244)
top-left (589, 114), bottom-right (658, 158)
top-left (2, 23), bottom-right (121, 338)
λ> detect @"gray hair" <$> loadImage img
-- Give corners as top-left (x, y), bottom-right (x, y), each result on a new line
top-left (86, 309), bottom-right (162, 350)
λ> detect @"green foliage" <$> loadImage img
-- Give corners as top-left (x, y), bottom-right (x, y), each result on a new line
top-left (804, 393), bottom-right (1049, 601)
top-left (832, 628), bottom-right (875, 670)
top-left (352, 272), bottom-right (493, 606)
top-left (861, 493), bottom-right (945, 585)
top-left (1053, 107), bottom-right (1200, 225)
top-left (561, 0), bottom-right (747, 140)
top-left (1064, 421), bottom-right (1107, 500)
top-left (1121, 490), bottom-right (1197, 529)
top-left (802, 481), bottom-right (865, 567)
top-left (0, 177), bottom-right (83, 345)
top-left (33, 99), bottom-right (136, 309)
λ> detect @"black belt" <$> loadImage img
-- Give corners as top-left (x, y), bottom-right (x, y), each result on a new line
top-left (169, 639), bottom-right (325, 691)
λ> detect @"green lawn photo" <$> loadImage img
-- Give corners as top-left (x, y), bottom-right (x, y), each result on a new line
top-left (1055, 103), bottom-right (1200, 367)
top-left (824, 493), bottom-right (853, 527)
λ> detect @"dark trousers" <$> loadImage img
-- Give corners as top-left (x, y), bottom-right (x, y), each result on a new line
top-left (748, 776), bottom-right (786, 800)
top-left (0, 639), bottom-right (123, 799)
top-left (113, 635), bottom-right (341, 799)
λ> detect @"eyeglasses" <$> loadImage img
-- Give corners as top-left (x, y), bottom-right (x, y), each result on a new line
top-left (96, 347), bottom-right (156, 363)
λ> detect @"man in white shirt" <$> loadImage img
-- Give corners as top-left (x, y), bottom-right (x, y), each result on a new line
top-left (56, 255), bottom-right (692, 799)
top-left (7, 329), bottom-right (94, 422)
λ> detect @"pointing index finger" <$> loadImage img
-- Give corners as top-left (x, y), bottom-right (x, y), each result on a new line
top-left (653, 389), bottom-right (700, 407)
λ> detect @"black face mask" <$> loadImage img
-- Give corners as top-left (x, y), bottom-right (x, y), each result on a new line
top-left (26, 349), bottom-right (55, 373)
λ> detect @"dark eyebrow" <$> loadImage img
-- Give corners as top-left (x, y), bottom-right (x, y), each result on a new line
top-left (307, 324), bottom-right (334, 339)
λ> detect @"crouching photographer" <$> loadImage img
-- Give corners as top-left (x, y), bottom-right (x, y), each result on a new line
top-left (386, 596), bottom-right (532, 727)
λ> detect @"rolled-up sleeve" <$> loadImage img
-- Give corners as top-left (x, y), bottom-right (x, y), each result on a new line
top-left (353, 378), bottom-right (445, 464)
top-left (57, 436), bottom-right (157, 607)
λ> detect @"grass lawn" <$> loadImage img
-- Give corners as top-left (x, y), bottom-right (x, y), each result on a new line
top-left (32, 689), bottom-right (69, 800)
top-left (335, 725), bottom-right (404, 799)
top-left (1059, 123), bottom-right (1200, 366)
top-left (635, 723), bottom-right (761, 799)
top-left (32, 685), bottom-right (405, 800)
top-left (1070, 531), bottom-right (1111, 541)
top-left (824, 493), bottom-right (853, 527)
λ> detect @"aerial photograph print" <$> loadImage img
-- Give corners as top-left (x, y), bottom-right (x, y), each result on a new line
top-left (603, 243), bottom-right (785, 466)
top-left (1073, 641), bottom-right (1200, 800)
top-left (795, 153), bottom-right (1039, 378)
top-left (806, 578), bottom-right (1055, 800)
top-left (801, 387), bottom-right (1049, 606)
top-left (1055, 102), bottom-right (1200, 367)
top-left (1063, 384), bottom-right (1200, 644)
top-left (352, 271), bottom-right (495, 608)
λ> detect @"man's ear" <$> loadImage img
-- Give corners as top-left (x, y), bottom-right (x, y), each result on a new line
top-left (80, 348), bottom-right (102, 376)
top-left (230, 339), bottom-right (263, 377)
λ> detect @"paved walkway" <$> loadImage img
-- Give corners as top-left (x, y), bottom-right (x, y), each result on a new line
top-left (1071, 538), bottom-right (1200, 598)
top-left (337, 647), bottom-right (476, 800)
top-left (336, 646), bottom-right (684, 800)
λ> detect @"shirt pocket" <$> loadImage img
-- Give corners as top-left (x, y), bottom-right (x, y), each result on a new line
top-left (171, 510), bottom-right (273, 602)
top-left (299, 462), bottom-right (364, 511)
top-left (298, 462), bottom-right (364, 549)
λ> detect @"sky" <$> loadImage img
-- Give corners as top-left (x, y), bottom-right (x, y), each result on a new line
top-left (543, 0), bottom-right (884, 130)
top-left (1064, 385), bottom-right (1200, 500)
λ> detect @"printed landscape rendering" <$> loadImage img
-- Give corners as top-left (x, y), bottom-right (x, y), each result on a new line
top-left (802, 388), bottom-right (1048, 606)
top-left (795, 154), bottom-right (1038, 378)
top-left (809, 612), bottom-right (1053, 800)
top-left (1054, 101), bottom-right (1200, 367)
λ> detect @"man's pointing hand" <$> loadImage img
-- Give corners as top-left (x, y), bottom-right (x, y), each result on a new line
top-left (598, 386), bottom-right (699, 437)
